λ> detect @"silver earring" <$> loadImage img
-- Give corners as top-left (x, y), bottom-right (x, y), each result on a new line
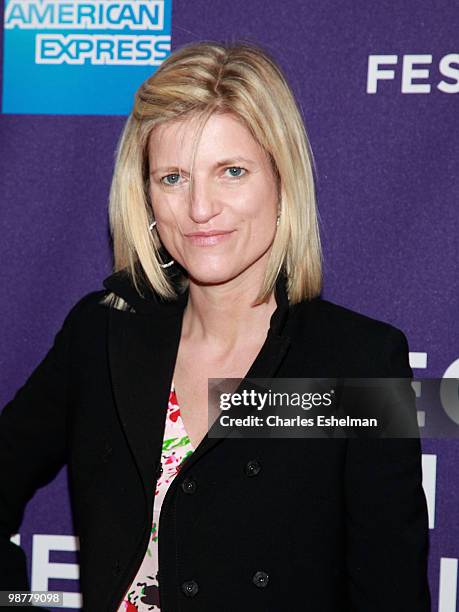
top-left (276, 213), bottom-right (281, 227)
top-left (148, 220), bottom-right (175, 268)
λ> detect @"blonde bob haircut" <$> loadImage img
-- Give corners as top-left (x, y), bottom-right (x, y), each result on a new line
top-left (104, 39), bottom-right (322, 310)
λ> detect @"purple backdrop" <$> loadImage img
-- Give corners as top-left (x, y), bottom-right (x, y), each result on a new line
top-left (1, 1), bottom-right (458, 609)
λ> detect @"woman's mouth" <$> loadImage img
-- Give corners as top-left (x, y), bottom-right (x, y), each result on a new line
top-left (184, 230), bottom-right (235, 246)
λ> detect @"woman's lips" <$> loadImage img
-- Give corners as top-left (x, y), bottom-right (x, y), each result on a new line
top-left (185, 231), bottom-right (235, 246)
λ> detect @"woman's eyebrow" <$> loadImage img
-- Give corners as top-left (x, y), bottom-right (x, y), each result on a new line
top-left (214, 156), bottom-right (254, 167)
top-left (150, 166), bottom-right (180, 176)
top-left (150, 157), bottom-right (255, 176)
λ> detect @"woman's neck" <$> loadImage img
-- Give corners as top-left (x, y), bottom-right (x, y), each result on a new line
top-left (181, 272), bottom-right (277, 355)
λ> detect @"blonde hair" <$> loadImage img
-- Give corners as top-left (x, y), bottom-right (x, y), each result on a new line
top-left (103, 39), bottom-right (322, 311)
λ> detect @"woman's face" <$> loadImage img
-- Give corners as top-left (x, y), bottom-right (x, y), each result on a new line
top-left (148, 112), bottom-right (279, 285)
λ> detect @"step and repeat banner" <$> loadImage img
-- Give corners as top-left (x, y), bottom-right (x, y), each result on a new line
top-left (0, 1), bottom-right (457, 610)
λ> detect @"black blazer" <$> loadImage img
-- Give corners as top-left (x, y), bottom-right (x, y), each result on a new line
top-left (0, 270), bottom-right (431, 611)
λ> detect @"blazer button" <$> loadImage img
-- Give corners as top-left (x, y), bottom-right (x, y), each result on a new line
top-left (181, 579), bottom-right (199, 597)
top-left (112, 560), bottom-right (121, 576)
top-left (181, 477), bottom-right (197, 494)
top-left (252, 570), bottom-right (269, 588)
top-left (244, 459), bottom-right (262, 477)
top-left (156, 463), bottom-right (163, 479)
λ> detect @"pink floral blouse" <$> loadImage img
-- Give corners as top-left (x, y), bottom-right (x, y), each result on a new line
top-left (117, 380), bottom-right (195, 611)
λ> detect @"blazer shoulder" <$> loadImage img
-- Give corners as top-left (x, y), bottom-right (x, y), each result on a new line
top-left (293, 297), bottom-right (412, 377)
top-left (63, 289), bottom-right (110, 324)
top-left (301, 296), bottom-right (407, 339)
top-left (56, 289), bottom-right (115, 345)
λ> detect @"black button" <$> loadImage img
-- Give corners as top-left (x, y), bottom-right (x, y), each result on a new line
top-left (252, 570), bottom-right (269, 588)
top-left (156, 463), bottom-right (163, 478)
top-left (112, 561), bottom-right (121, 576)
top-left (244, 459), bottom-right (262, 477)
top-left (181, 477), bottom-right (197, 494)
top-left (181, 579), bottom-right (199, 597)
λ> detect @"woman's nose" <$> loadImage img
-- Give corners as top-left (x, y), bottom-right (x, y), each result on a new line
top-left (187, 182), bottom-right (221, 224)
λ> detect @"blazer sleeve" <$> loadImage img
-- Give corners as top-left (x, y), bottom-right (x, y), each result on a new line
top-left (0, 292), bottom-right (99, 592)
top-left (344, 326), bottom-right (431, 611)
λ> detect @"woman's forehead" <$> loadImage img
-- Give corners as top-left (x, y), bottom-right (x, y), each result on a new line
top-left (148, 113), bottom-right (265, 167)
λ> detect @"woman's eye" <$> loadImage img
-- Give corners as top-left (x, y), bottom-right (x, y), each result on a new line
top-left (225, 166), bottom-right (246, 178)
top-left (161, 173), bottom-right (182, 186)
top-left (160, 167), bottom-right (246, 186)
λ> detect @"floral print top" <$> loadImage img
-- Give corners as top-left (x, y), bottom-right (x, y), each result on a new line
top-left (117, 380), bottom-right (195, 611)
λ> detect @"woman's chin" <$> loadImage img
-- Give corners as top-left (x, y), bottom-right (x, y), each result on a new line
top-left (185, 264), bottom-right (242, 287)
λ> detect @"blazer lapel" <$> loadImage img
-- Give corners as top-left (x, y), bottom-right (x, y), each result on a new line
top-left (184, 279), bottom-right (292, 470)
top-left (106, 308), bottom-right (182, 500)
top-left (103, 270), bottom-right (292, 500)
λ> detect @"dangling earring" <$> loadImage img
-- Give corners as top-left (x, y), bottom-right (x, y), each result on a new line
top-left (148, 220), bottom-right (175, 268)
top-left (276, 209), bottom-right (281, 227)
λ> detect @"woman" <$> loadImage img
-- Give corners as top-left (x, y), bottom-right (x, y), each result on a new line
top-left (0, 41), bottom-right (430, 611)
